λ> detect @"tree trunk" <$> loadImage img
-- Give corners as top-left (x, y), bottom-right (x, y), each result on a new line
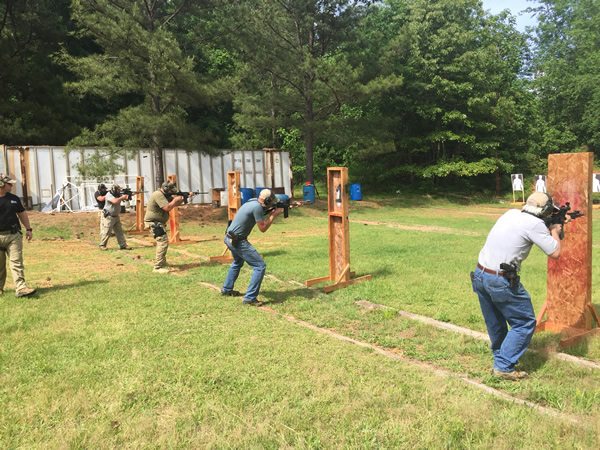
top-left (154, 135), bottom-right (164, 189)
top-left (304, 92), bottom-right (315, 184)
top-left (151, 93), bottom-right (164, 188)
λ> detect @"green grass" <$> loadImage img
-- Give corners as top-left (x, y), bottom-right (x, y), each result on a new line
top-left (1, 198), bottom-right (599, 447)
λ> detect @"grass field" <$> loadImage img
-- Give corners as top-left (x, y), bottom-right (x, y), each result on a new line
top-left (1, 194), bottom-right (599, 447)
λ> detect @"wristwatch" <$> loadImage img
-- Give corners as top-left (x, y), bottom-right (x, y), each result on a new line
top-left (26, 228), bottom-right (32, 232)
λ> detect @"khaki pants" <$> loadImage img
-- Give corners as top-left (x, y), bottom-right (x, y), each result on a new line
top-left (99, 216), bottom-right (127, 248)
top-left (145, 221), bottom-right (169, 269)
top-left (0, 232), bottom-right (27, 291)
top-left (98, 210), bottom-right (105, 236)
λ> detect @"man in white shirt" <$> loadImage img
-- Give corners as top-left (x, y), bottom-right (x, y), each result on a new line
top-left (472, 192), bottom-right (566, 380)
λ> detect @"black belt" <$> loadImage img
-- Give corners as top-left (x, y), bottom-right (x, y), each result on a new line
top-left (477, 263), bottom-right (504, 277)
top-left (226, 233), bottom-right (246, 240)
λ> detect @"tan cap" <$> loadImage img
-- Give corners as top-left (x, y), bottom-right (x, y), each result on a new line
top-left (112, 184), bottom-right (121, 191)
top-left (258, 188), bottom-right (277, 205)
top-left (0, 174), bottom-right (16, 185)
top-left (525, 192), bottom-right (551, 208)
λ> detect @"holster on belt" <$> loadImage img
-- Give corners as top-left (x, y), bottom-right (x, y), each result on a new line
top-left (227, 232), bottom-right (241, 248)
top-left (102, 209), bottom-right (111, 218)
top-left (151, 221), bottom-right (166, 238)
top-left (499, 263), bottom-right (520, 288)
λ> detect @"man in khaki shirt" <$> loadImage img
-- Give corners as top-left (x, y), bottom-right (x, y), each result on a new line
top-left (144, 181), bottom-right (186, 273)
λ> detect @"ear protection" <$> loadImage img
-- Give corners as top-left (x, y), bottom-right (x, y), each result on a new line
top-left (0, 179), bottom-right (4, 188)
top-left (262, 189), bottom-right (274, 206)
top-left (540, 193), bottom-right (555, 217)
top-left (162, 181), bottom-right (176, 193)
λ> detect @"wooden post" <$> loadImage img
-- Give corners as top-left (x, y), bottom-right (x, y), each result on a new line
top-left (210, 171), bottom-right (242, 263)
top-left (167, 174), bottom-right (188, 245)
top-left (536, 152), bottom-right (600, 348)
top-left (127, 176), bottom-right (148, 235)
top-left (305, 167), bottom-right (371, 293)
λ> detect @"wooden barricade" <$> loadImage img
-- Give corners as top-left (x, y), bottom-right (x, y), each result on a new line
top-left (305, 167), bottom-right (372, 293)
top-left (535, 152), bottom-right (600, 348)
top-left (167, 174), bottom-right (190, 245)
top-left (127, 176), bottom-right (148, 235)
top-left (210, 171), bottom-right (242, 264)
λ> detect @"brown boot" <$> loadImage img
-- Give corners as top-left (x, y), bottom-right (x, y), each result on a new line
top-left (491, 369), bottom-right (528, 380)
top-left (16, 287), bottom-right (37, 298)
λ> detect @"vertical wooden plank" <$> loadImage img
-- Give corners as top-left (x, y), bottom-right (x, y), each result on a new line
top-left (167, 174), bottom-right (182, 244)
top-left (327, 168), bottom-right (350, 282)
top-left (227, 171), bottom-right (241, 221)
top-left (546, 152), bottom-right (593, 330)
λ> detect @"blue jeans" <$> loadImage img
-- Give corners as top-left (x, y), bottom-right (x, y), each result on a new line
top-left (222, 236), bottom-right (266, 303)
top-left (471, 266), bottom-right (536, 372)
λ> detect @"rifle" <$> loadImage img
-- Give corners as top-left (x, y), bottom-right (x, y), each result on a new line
top-left (121, 187), bottom-right (144, 201)
top-left (543, 202), bottom-right (584, 240)
top-left (264, 194), bottom-right (305, 219)
top-left (173, 190), bottom-right (207, 204)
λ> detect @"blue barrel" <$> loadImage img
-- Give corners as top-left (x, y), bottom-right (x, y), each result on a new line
top-left (254, 187), bottom-right (267, 198)
top-left (275, 194), bottom-right (289, 203)
top-left (240, 188), bottom-right (254, 205)
top-left (303, 184), bottom-right (315, 203)
top-left (350, 183), bottom-right (362, 201)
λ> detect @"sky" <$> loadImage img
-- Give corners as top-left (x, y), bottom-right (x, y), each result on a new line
top-left (480, 0), bottom-right (541, 32)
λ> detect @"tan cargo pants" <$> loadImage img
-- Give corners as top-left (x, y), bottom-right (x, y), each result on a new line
top-left (99, 215), bottom-right (127, 248)
top-left (144, 221), bottom-right (169, 269)
top-left (0, 231), bottom-right (27, 291)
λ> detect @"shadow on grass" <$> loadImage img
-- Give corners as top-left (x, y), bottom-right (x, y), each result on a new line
top-left (175, 261), bottom-right (217, 271)
top-left (260, 249), bottom-right (287, 257)
top-left (32, 279), bottom-right (105, 296)
top-left (260, 286), bottom-right (321, 305)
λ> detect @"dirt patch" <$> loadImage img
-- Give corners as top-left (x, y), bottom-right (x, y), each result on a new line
top-left (28, 204), bottom-right (228, 233)
top-left (354, 219), bottom-right (483, 236)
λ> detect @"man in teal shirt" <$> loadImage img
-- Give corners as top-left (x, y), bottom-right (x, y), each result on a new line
top-left (222, 189), bottom-right (283, 306)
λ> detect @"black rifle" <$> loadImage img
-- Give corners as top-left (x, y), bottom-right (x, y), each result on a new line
top-left (121, 187), bottom-right (143, 201)
top-left (173, 191), bottom-right (206, 204)
top-left (543, 202), bottom-right (584, 240)
top-left (264, 195), bottom-right (305, 219)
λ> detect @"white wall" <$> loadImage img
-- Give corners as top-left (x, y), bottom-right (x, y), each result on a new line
top-left (2, 146), bottom-right (292, 211)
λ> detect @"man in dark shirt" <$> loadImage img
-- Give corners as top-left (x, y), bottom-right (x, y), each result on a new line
top-left (0, 175), bottom-right (36, 297)
top-left (94, 184), bottom-right (108, 236)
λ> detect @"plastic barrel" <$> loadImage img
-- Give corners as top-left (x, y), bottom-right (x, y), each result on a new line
top-left (302, 184), bottom-right (316, 203)
top-left (240, 188), bottom-right (254, 205)
top-left (350, 183), bottom-right (362, 201)
top-left (275, 194), bottom-right (289, 203)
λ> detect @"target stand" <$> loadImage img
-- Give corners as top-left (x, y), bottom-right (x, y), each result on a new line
top-left (126, 176), bottom-right (149, 235)
top-left (210, 171), bottom-right (242, 264)
top-left (306, 167), bottom-right (371, 293)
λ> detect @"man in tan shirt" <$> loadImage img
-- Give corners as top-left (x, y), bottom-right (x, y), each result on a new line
top-left (144, 181), bottom-right (186, 273)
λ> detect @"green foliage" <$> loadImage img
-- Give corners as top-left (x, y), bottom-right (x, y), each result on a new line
top-left (228, 0), bottom-right (401, 183)
top-left (0, 0), bottom-right (95, 144)
top-left (532, 0), bottom-right (600, 159)
top-left (60, 0), bottom-right (230, 182)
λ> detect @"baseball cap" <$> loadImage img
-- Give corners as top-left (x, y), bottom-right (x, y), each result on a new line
top-left (525, 192), bottom-right (551, 208)
top-left (523, 192), bottom-right (558, 217)
top-left (258, 188), bottom-right (277, 205)
top-left (111, 184), bottom-right (121, 191)
top-left (162, 181), bottom-right (178, 192)
top-left (1, 174), bottom-right (16, 185)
